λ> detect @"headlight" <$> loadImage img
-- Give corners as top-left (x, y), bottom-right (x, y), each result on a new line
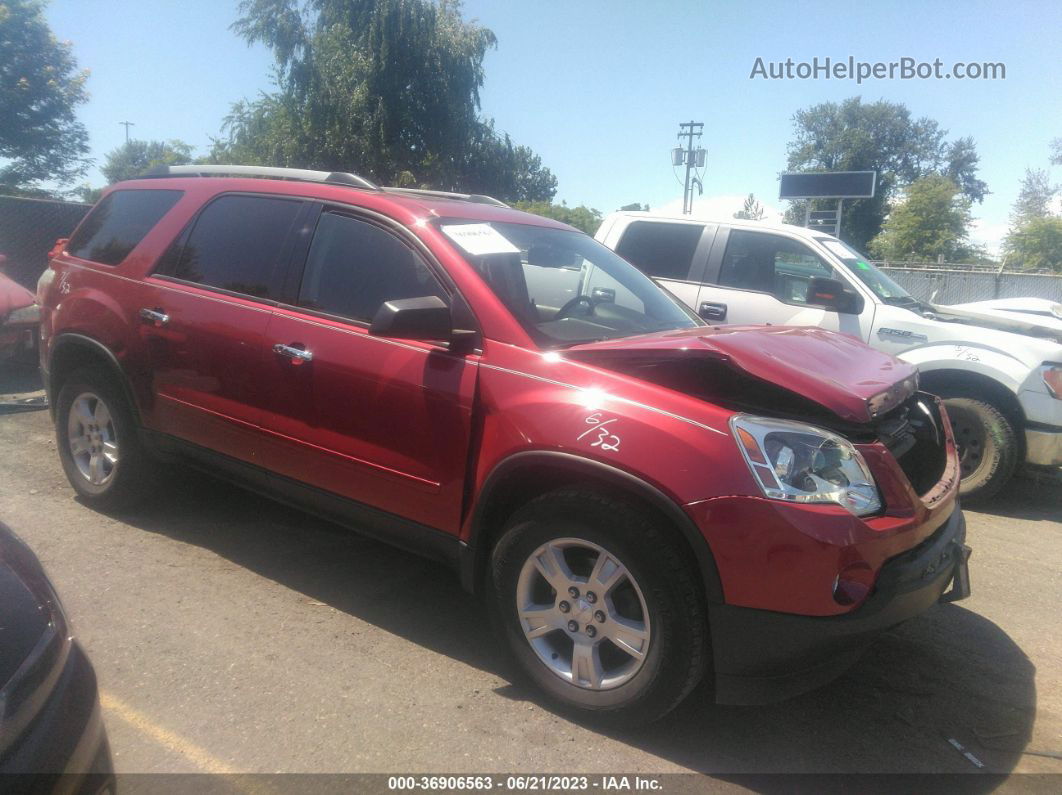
top-left (5, 304), bottom-right (40, 325)
top-left (730, 415), bottom-right (882, 516)
top-left (1043, 365), bottom-right (1062, 399)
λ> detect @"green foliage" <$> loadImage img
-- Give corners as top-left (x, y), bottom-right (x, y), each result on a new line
top-left (0, 0), bottom-right (90, 192)
top-left (101, 139), bottom-right (195, 184)
top-left (1050, 138), bottom-right (1062, 167)
top-left (512, 201), bottom-right (602, 235)
top-left (1004, 216), bottom-right (1062, 272)
top-left (733, 193), bottom-right (765, 220)
top-left (619, 202), bottom-right (649, 212)
top-left (868, 175), bottom-right (973, 261)
top-left (783, 97), bottom-right (986, 250)
top-left (1008, 168), bottom-right (1057, 226)
top-left (215, 0), bottom-right (555, 201)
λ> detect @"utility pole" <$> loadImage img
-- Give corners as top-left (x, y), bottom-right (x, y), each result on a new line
top-left (119, 121), bottom-right (135, 143)
top-left (672, 121), bottom-right (705, 214)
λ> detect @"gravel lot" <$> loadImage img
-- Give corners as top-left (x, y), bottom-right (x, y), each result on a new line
top-left (2, 363), bottom-right (1061, 782)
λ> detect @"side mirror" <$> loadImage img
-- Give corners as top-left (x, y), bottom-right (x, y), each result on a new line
top-left (807, 277), bottom-right (864, 314)
top-left (369, 295), bottom-right (455, 343)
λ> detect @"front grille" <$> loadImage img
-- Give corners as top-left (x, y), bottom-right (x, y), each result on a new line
top-left (875, 392), bottom-right (948, 496)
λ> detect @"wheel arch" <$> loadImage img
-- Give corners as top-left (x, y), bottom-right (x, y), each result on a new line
top-left (919, 368), bottom-right (1026, 430)
top-left (460, 451), bottom-right (724, 605)
top-left (48, 333), bottom-right (141, 425)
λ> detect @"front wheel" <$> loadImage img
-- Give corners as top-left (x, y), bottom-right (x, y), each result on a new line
top-left (942, 396), bottom-right (1019, 503)
top-left (488, 489), bottom-right (707, 724)
top-left (55, 368), bottom-right (153, 509)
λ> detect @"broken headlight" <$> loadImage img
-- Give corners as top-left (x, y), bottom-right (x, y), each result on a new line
top-left (730, 415), bottom-right (882, 516)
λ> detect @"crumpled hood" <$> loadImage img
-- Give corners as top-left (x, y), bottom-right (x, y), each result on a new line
top-left (564, 325), bottom-right (918, 424)
top-left (934, 299), bottom-right (1062, 342)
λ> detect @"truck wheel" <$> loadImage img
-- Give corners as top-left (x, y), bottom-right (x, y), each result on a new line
top-left (488, 488), bottom-right (707, 724)
top-left (941, 396), bottom-right (1018, 502)
top-left (55, 368), bottom-right (153, 510)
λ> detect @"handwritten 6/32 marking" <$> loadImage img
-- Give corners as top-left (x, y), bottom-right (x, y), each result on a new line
top-left (577, 412), bottom-right (621, 452)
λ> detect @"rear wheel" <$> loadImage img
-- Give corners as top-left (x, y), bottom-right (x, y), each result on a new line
top-left (941, 396), bottom-right (1018, 502)
top-left (488, 489), bottom-right (707, 724)
top-left (56, 368), bottom-right (153, 509)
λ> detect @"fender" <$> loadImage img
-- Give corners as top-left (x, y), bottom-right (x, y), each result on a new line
top-left (47, 332), bottom-right (142, 425)
top-left (459, 450), bottom-right (724, 605)
top-left (898, 342), bottom-right (1030, 396)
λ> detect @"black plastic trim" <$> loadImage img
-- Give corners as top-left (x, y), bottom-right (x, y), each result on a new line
top-left (47, 333), bottom-right (141, 425)
top-left (460, 450), bottom-right (724, 604)
top-left (144, 431), bottom-right (462, 570)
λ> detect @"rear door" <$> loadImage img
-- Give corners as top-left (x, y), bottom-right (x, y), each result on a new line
top-left (139, 193), bottom-right (307, 461)
top-left (257, 208), bottom-right (478, 534)
top-left (612, 219), bottom-right (716, 315)
top-left (696, 227), bottom-right (872, 340)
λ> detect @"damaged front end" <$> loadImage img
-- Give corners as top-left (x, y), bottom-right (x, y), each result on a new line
top-left (564, 325), bottom-right (953, 508)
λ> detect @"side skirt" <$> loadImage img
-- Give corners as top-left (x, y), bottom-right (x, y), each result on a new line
top-left (141, 429), bottom-right (464, 571)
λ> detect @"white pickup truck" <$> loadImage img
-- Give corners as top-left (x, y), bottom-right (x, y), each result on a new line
top-left (595, 212), bottom-right (1062, 500)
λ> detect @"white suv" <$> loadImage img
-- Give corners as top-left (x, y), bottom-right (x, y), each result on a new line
top-left (596, 212), bottom-right (1062, 500)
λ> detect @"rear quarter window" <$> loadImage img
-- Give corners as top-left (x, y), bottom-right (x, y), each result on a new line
top-left (614, 220), bottom-right (704, 280)
top-left (67, 189), bottom-right (183, 265)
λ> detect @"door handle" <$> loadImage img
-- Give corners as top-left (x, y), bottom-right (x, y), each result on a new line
top-left (139, 307), bottom-right (170, 327)
top-left (273, 343), bottom-right (313, 364)
top-left (698, 301), bottom-right (727, 322)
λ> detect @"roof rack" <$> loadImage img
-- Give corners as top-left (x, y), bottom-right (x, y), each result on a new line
top-left (142, 164), bottom-right (380, 191)
top-left (382, 187), bottom-right (509, 208)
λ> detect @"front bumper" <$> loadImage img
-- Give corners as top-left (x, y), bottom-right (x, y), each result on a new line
top-left (0, 642), bottom-right (114, 792)
top-left (1026, 426), bottom-right (1062, 467)
top-left (709, 507), bottom-right (970, 705)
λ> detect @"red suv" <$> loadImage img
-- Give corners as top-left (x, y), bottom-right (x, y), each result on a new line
top-left (37, 165), bottom-right (970, 722)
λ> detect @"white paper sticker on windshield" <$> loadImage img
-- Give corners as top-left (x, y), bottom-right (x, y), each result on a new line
top-left (821, 240), bottom-right (853, 259)
top-left (441, 223), bottom-right (520, 256)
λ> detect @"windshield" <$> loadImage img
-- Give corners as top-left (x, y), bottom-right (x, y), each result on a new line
top-left (815, 237), bottom-right (920, 308)
top-left (440, 221), bottom-right (700, 347)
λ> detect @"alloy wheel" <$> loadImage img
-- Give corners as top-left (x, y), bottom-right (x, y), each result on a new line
top-left (66, 392), bottom-right (119, 486)
top-left (515, 537), bottom-right (651, 690)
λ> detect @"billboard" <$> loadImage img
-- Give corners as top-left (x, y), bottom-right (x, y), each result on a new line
top-left (779, 171), bottom-right (877, 199)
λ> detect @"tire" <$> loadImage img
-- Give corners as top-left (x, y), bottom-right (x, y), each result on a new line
top-left (940, 395), bottom-right (1019, 503)
top-left (55, 367), bottom-right (153, 510)
top-left (487, 488), bottom-right (707, 725)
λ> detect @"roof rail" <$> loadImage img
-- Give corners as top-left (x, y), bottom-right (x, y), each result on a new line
top-left (142, 164), bottom-right (380, 191)
top-left (382, 187), bottom-right (509, 208)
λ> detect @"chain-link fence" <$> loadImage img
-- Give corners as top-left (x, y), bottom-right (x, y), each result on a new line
top-left (876, 263), bottom-right (1062, 305)
top-left (0, 195), bottom-right (92, 289)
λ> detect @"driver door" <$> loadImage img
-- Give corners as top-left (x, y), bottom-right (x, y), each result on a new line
top-left (697, 227), bottom-right (873, 341)
top-left (256, 209), bottom-right (479, 534)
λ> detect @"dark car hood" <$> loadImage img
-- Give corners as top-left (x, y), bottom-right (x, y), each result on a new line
top-left (563, 325), bottom-right (918, 424)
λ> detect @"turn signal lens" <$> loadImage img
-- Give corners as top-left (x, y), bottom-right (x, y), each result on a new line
top-left (1043, 366), bottom-right (1062, 399)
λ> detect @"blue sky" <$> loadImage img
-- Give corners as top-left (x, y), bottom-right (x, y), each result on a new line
top-left (47, 0), bottom-right (1062, 253)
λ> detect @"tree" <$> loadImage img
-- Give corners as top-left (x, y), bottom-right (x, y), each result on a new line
top-left (1050, 138), bottom-right (1062, 167)
top-left (733, 193), bottom-right (765, 220)
top-left (868, 175), bottom-right (973, 262)
top-left (101, 139), bottom-right (195, 184)
top-left (783, 97), bottom-right (987, 250)
top-left (512, 201), bottom-right (602, 235)
top-left (216, 0), bottom-right (555, 201)
top-left (619, 202), bottom-right (649, 212)
top-left (0, 0), bottom-right (90, 192)
top-left (1004, 217), bottom-right (1062, 272)
top-left (1008, 168), bottom-right (1057, 226)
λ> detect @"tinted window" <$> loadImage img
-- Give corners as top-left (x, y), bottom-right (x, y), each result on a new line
top-left (68, 190), bottom-right (182, 265)
top-left (717, 230), bottom-right (837, 304)
top-left (298, 213), bottom-right (445, 322)
top-left (167, 195), bottom-right (302, 299)
top-left (614, 221), bottom-right (704, 280)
